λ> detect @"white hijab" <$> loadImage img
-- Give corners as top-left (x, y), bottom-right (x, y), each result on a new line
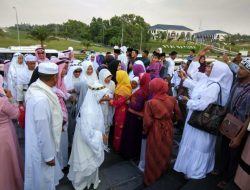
top-left (79, 82), bottom-right (108, 155)
top-left (207, 61), bottom-right (233, 105)
top-left (64, 61), bottom-right (85, 90)
top-left (88, 53), bottom-right (99, 71)
top-left (98, 69), bottom-right (115, 93)
top-left (82, 60), bottom-right (98, 85)
top-left (8, 53), bottom-right (27, 99)
top-left (131, 76), bottom-right (140, 94)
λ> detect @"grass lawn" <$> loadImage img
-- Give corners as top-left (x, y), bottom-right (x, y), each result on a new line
top-left (1, 30), bottom-right (249, 57)
top-left (0, 29), bottom-right (111, 53)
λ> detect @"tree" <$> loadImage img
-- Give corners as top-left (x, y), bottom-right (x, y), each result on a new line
top-left (0, 28), bottom-right (5, 36)
top-left (156, 31), bottom-right (167, 43)
top-left (109, 37), bottom-right (120, 46)
top-left (81, 40), bottom-right (91, 50)
top-left (29, 26), bottom-right (50, 47)
top-left (62, 20), bottom-right (90, 41)
top-left (178, 32), bottom-right (185, 41)
top-left (89, 17), bottom-right (108, 44)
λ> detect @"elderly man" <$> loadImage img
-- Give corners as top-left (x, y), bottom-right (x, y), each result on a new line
top-left (24, 62), bottom-right (63, 190)
top-left (35, 47), bottom-right (49, 63)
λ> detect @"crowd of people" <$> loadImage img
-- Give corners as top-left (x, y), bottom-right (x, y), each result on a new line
top-left (0, 45), bottom-right (249, 190)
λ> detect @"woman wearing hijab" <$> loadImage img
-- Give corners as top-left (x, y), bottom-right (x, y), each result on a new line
top-left (66, 80), bottom-right (89, 151)
top-left (7, 53), bottom-right (27, 102)
top-left (120, 73), bottom-right (151, 160)
top-left (198, 55), bottom-right (207, 73)
top-left (129, 60), bottom-right (146, 80)
top-left (68, 82), bottom-right (109, 190)
top-left (88, 53), bottom-right (99, 71)
top-left (82, 61), bottom-right (99, 85)
top-left (107, 60), bottom-right (121, 84)
top-left (143, 78), bottom-right (182, 186)
top-left (174, 61), bottom-right (233, 179)
top-left (64, 61), bottom-right (84, 92)
top-left (0, 76), bottom-right (24, 190)
top-left (147, 53), bottom-right (162, 79)
top-left (109, 70), bottom-right (132, 152)
top-left (99, 69), bottom-right (115, 137)
top-left (63, 60), bottom-right (84, 148)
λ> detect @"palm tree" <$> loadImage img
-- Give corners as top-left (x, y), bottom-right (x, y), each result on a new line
top-left (29, 26), bottom-right (50, 48)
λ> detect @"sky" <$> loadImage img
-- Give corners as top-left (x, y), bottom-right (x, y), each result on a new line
top-left (0, 0), bottom-right (249, 34)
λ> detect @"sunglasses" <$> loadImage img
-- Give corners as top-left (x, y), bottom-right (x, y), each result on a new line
top-left (74, 70), bottom-right (82, 73)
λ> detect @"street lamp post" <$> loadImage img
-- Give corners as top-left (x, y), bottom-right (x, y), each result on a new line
top-left (140, 27), bottom-right (143, 53)
top-left (121, 24), bottom-right (124, 47)
top-left (13, 6), bottom-right (20, 46)
top-left (102, 23), bottom-right (104, 45)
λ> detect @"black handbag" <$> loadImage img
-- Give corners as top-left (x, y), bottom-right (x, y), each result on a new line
top-left (187, 82), bottom-right (227, 135)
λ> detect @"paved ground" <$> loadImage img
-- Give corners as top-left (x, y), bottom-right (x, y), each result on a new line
top-left (20, 127), bottom-right (239, 190)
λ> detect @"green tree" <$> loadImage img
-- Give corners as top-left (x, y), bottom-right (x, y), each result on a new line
top-left (81, 40), bottom-right (91, 50)
top-left (156, 31), bottom-right (167, 43)
top-left (178, 32), bottom-right (185, 41)
top-left (89, 17), bottom-right (109, 44)
top-left (0, 28), bottom-right (5, 36)
top-left (62, 20), bottom-right (90, 41)
top-left (29, 26), bottom-right (50, 48)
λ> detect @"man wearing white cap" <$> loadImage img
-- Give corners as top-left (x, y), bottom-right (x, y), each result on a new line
top-left (24, 62), bottom-right (64, 190)
top-left (16, 54), bottom-right (37, 105)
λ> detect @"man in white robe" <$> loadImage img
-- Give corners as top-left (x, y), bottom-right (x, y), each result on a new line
top-left (24, 62), bottom-right (64, 190)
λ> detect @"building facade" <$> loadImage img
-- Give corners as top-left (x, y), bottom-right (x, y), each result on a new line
top-left (149, 24), bottom-right (194, 40)
top-left (193, 30), bottom-right (229, 42)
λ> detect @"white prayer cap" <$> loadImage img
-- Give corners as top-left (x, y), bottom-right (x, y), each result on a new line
top-left (25, 54), bottom-right (37, 62)
top-left (38, 62), bottom-right (58, 74)
top-left (114, 45), bottom-right (119, 50)
top-left (68, 47), bottom-right (73, 51)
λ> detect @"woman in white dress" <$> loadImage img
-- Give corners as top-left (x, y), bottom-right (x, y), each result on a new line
top-left (82, 60), bottom-right (99, 85)
top-left (68, 82), bottom-right (109, 190)
top-left (98, 69), bottom-right (115, 137)
top-left (7, 53), bottom-right (27, 102)
top-left (64, 60), bottom-right (84, 92)
top-left (174, 61), bottom-right (233, 179)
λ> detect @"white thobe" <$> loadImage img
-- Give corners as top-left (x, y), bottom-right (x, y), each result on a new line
top-left (166, 57), bottom-right (175, 77)
top-left (16, 69), bottom-right (34, 102)
top-left (24, 95), bottom-right (63, 190)
top-left (118, 54), bottom-right (128, 70)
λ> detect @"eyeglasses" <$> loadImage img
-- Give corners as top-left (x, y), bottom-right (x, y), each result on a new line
top-left (74, 70), bottom-right (82, 73)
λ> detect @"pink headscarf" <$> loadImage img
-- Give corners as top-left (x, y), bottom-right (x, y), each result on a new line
top-left (55, 63), bottom-right (68, 123)
top-left (56, 63), bottom-right (67, 94)
top-left (0, 75), bottom-right (5, 95)
top-left (35, 47), bottom-right (49, 63)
